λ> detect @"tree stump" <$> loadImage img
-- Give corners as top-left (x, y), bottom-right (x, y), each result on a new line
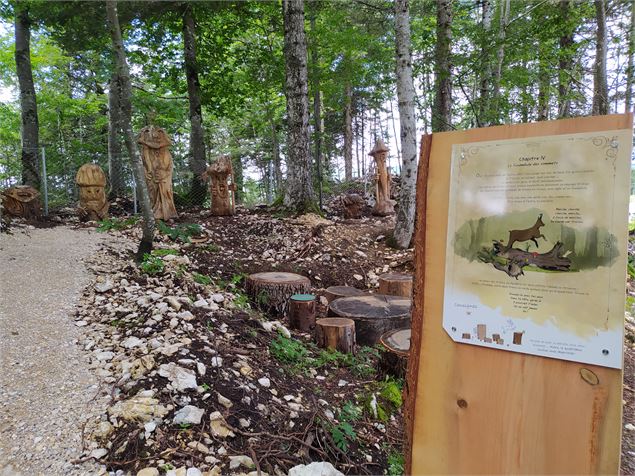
top-left (289, 294), bottom-right (316, 332)
top-left (323, 285), bottom-right (364, 304)
top-left (1, 186), bottom-right (41, 219)
top-left (329, 294), bottom-right (411, 346)
top-left (379, 327), bottom-right (410, 378)
top-left (378, 273), bottom-right (413, 298)
top-left (245, 272), bottom-right (311, 316)
top-left (315, 318), bottom-right (356, 354)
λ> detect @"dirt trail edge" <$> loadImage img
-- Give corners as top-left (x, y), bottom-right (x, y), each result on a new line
top-left (0, 227), bottom-right (112, 475)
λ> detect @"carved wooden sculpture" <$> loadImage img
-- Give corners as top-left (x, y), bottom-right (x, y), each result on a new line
top-left (137, 125), bottom-right (178, 220)
top-left (76, 163), bottom-right (109, 221)
top-left (203, 156), bottom-right (235, 216)
top-left (1, 185), bottom-right (41, 219)
top-left (369, 139), bottom-right (395, 216)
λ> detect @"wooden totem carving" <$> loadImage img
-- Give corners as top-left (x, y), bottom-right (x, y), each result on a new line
top-left (137, 125), bottom-right (178, 220)
top-left (76, 163), bottom-right (109, 221)
top-left (203, 156), bottom-right (235, 216)
top-left (1, 185), bottom-right (41, 219)
top-left (369, 139), bottom-right (395, 216)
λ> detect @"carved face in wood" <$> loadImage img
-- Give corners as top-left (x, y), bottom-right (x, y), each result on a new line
top-left (76, 164), bottom-right (109, 220)
top-left (2, 185), bottom-right (41, 218)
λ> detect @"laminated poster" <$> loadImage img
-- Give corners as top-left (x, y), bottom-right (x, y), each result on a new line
top-left (443, 129), bottom-right (632, 368)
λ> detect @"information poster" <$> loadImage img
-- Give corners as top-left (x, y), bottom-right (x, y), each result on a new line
top-left (443, 130), bottom-right (632, 368)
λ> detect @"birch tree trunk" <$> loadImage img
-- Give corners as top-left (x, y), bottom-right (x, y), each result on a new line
top-left (106, 0), bottom-right (155, 259)
top-left (432, 0), bottom-right (452, 132)
top-left (107, 72), bottom-right (125, 197)
top-left (558, 0), bottom-right (574, 118)
top-left (282, 0), bottom-right (315, 212)
top-left (393, 0), bottom-right (418, 249)
top-left (592, 0), bottom-right (608, 116)
top-left (477, 0), bottom-right (493, 126)
top-left (182, 4), bottom-right (207, 205)
top-left (625, 0), bottom-right (635, 113)
top-left (14, 5), bottom-right (40, 188)
top-left (491, 0), bottom-right (510, 124)
top-left (344, 82), bottom-right (353, 181)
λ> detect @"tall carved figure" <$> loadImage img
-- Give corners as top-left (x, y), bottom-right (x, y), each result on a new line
top-left (369, 139), bottom-right (395, 216)
top-left (203, 156), bottom-right (235, 216)
top-left (76, 163), bottom-right (109, 221)
top-left (137, 125), bottom-right (178, 221)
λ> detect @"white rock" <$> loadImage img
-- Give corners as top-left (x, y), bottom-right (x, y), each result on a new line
top-left (337, 380), bottom-right (348, 387)
top-left (144, 421), bottom-right (156, 433)
top-left (210, 293), bottom-right (225, 303)
top-left (173, 405), bottom-right (205, 425)
top-left (186, 468), bottom-right (203, 476)
top-left (258, 377), bottom-right (271, 388)
top-left (353, 274), bottom-right (363, 281)
top-left (95, 351), bottom-right (114, 362)
top-left (75, 320), bottom-right (88, 327)
top-left (229, 455), bottom-right (254, 470)
top-left (121, 336), bottom-right (143, 349)
top-left (209, 411), bottom-right (234, 438)
top-left (166, 296), bottom-right (182, 311)
top-left (90, 448), bottom-right (108, 459)
top-left (197, 362), bottom-right (206, 375)
top-left (193, 299), bottom-right (209, 308)
top-left (137, 468), bottom-right (159, 476)
top-left (210, 357), bottom-right (223, 368)
top-left (260, 320), bottom-right (291, 338)
top-left (177, 310), bottom-right (195, 321)
top-left (170, 318), bottom-right (179, 328)
top-left (95, 280), bottom-right (114, 293)
top-left (158, 363), bottom-right (198, 391)
top-left (217, 393), bottom-right (233, 409)
top-left (625, 423), bottom-right (635, 431)
top-left (288, 462), bottom-right (344, 476)
top-left (186, 441), bottom-right (210, 455)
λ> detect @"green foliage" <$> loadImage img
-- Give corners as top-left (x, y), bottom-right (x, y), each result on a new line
top-left (203, 243), bottom-right (220, 253)
top-left (232, 292), bottom-right (250, 310)
top-left (140, 254), bottom-right (165, 275)
top-left (330, 401), bottom-right (361, 452)
top-left (97, 217), bottom-right (139, 232)
top-left (151, 248), bottom-right (179, 257)
top-left (387, 451), bottom-right (405, 476)
top-left (269, 335), bottom-right (310, 367)
top-left (157, 221), bottom-right (202, 243)
top-left (192, 272), bottom-right (212, 285)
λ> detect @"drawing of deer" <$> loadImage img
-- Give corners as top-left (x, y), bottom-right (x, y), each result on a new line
top-left (505, 214), bottom-right (546, 250)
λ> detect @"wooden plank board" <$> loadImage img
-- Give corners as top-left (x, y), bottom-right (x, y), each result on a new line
top-left (407, 115), bottom-right (631, 475)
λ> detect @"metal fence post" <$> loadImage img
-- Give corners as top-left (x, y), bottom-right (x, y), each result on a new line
top-left (132, 179), bottom-right (138, 214)
top-left (41, 147), bottom-right (48, 216)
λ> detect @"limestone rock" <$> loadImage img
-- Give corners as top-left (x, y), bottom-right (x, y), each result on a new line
top-left (209, 411), bottom-right (234, 438)
top-left (288, 462), bottom-right (344, 476)
top-left (173, 405), bottom-right (205, 425)
top-left (137, 467), bottom-right (160, 476)
top-left (109, 395), bottom-right (168, 423)
top-left (229, 455), bottom-right (255, 470)
top-left (158, 362), bottom-right (198, 391)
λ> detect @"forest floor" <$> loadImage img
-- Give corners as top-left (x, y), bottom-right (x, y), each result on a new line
top-left (1, 206), bottom-right (634, 475)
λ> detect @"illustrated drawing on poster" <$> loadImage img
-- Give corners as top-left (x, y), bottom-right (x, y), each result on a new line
top-left (443, 129), bottom-right (632, 368)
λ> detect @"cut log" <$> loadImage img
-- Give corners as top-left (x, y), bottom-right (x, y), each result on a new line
top-left (1, 185), bottom-right (41, 219)
top-left (379, 327), bottom-right (411, 378)
top-left (493, 241), bottom-right (571, 271)
top-left (245, 272), bottom-right (311, 316)
top-left (378, 273), bottom-right (413, 298)
top-left (329, 294), bottom-right (411, 346)
top-left (289, 293), bottom-right (316, 332)
top-left (323, 285), bottom-right (364, 304)
top-left (315, 317), bottom-right (356, 353)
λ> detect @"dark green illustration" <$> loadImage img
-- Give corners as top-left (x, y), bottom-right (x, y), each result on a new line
top-left (453, 208), bottom-right (619, 279)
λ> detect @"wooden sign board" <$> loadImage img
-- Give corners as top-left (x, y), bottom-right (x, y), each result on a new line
top-left (406, 114), bottom-right (632, 475)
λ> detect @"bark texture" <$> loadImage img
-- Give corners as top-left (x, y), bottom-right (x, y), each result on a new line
top-left (106, 0), bottom-right (155, 258)
top-left (282, 0), bottom-right (315, 212)
top-left (14, 5), bottom-right (40, 188)
top-left (182, 5), bottom-right (208, 205)
top-left (310, 13), bottom-right (323, 206)
top-left (558, 0), bottom-right (574, 118)
top-left (107, 72), bottom-right (125, 197)
top-left (491, 0), bottom-right (510, 124)
top-left (626, 0), bottom-right (635, 113)
top-left (393, 0), bottom-right (418, 249)
top-left (344, 82), bottom-right (353, 181)
top-left (432, 0), bottom-right (452, 132)
top-left (477, 0), bottom-right (493, 126)
top-left (592, 0), bottom-right (608, 116)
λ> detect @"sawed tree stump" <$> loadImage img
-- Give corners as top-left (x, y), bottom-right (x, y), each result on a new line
top-left (329, 294), bottom-right (411, 346)
top-left (315, 318), bottom-right (356, 354)
top-left (1, 186), bottom-right (41, 219)
top-left (378, 273), bottom-right (413, 298)
top-left (323, 285), bottom-right (364, 304)
top-left (379, 327), bottom-right (410, 378)
top-left (289, 294), bottom-right (316, 332)
top-left (245, 272), bottom-right (311, 316)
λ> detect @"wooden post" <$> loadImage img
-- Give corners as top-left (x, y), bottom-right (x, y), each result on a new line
top-left (378, 272), bottom-right (413, 298)
top-left (315, 317), bottom-right (356, 353)
top-left (289, 294), bottom-right (316, 332)
top-left (323, 285), bottom-right (364, 304)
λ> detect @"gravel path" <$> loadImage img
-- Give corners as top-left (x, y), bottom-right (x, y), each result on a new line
top-left (0, 227), bottom-right (111, 475)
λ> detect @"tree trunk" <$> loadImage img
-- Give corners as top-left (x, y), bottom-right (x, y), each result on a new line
top-left (282, 0), bottom-right (315, 213)
top-left (182, 4), bottom-right (207, 205)
top-left (432, 0), bottom-right (452, 132)
top-left (393, 0), bottom-right (419, 249)
top-left (232, 156), bottom-right (243, 204)
top-left (270, 117), bottom-right (283, 195)
top-left (491, 0), bottom-right (510, 124)
top-left (14, 5), bottom-right (39, 188)
top-left (390, 100), bottom-right (401, 162)
top-left (537, 43), bottom-right (549, 121)
top-left (592, 0), bottom-right (608, 116)
top-left (107, 71), bottom-right (125, 197)
top-left (625, 0), bottom-right (635, 113)
top-left (344, 82), bottom-right (353, 181)
top-left (106, 0), bottom-right (155, 259)
top-left (558, 0), bottom-right (574, 118)
top-left (309, 13), bottom-right (323, 208)
top-left (477, 0), bottom-right (493, 126)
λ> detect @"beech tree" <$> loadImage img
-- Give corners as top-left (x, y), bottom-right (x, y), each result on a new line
top-left (432, 0), bottom-right (452, 132)
top-left (14, 2), bottom-right (39, 188)
top-left (393, 0), bottom-right (418, 249)
top-left (105, 0), bottom-right (154, 258)
top-left (282, 0), bottom-right (315, 213)
top-left (592, 0), bottom-right (608, 116)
